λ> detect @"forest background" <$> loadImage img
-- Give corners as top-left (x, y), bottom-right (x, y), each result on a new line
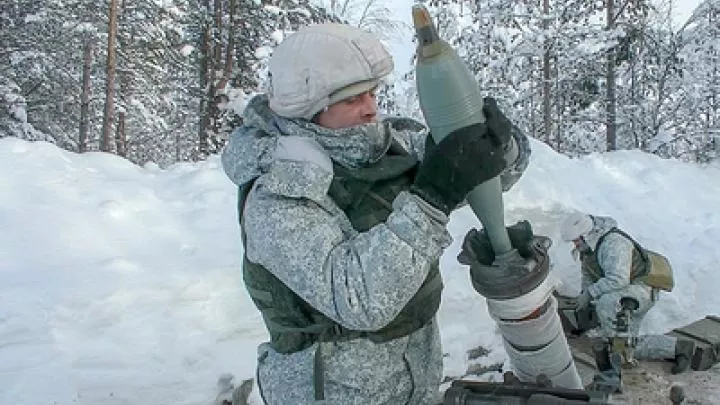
top-left (2, 0), bottom-right (718, 167)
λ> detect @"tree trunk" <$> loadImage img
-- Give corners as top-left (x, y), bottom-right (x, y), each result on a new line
top-left (115, 0), bottom-right (129, 159)
top-left (197, 0), bottom-right (212, 158)
top-left (542, 0), bottom-right (552, 147)
top-left (209, 0), bottom-right (227, 137)
top-left (116, 111), bottom-right (126, 157)
top-left (711, 9), bottom-right (719, 144)
top-left (554, 55), bottom-right (563, 151)
top-left (79, 38), bottom-right (93, 153)
top-left (197, 0), bottom-right (230, 158)
top-left (101, 0), bottom-right (119, 153)
top-left (216, 0), bottom-right (235, 93)
top-left (605, 0), bottom-right (617, 151)
top-left (529, 56), bottom-right (537, 139)
top-left (214, 0), bottom-right (223, 69)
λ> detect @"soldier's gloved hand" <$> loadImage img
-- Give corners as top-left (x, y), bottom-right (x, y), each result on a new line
top-left (482, 97), bottom-right (512, 149)
top-left (411, 123), bottom-right (506, 215)
top-left (423, 132), bottom-right (436, 159)
top-left (483, 97), bottom-right (521, 168)
top-left (458, 220), bottom-right (536, 265)
top-left (576, 290), bottom-right (592, 309)
top-left (458, 220), bottom-right (551, 298)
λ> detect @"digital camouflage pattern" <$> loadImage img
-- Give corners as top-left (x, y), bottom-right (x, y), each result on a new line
top-left (221, 95), bottom-right (530, 404)
top-left (581, 217), bottom-right (676, 360)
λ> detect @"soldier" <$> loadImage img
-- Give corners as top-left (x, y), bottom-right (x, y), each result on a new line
top-left (560, 212), bottom-right (695, 374)
top-left (221, 23), bottom-right (530, 405)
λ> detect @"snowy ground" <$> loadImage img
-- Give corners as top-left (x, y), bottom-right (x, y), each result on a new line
top-left (1, 136), bottom-right (719, 405)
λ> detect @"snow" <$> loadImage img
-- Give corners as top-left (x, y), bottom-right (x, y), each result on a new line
top-left (262, 5), bottom-right (281, 16)
top-left (72, 22), bottom-right (97, 34)
top-left (2, 134), bottom-right (719, 404)
top-left (253, 46), bottom-right (272, 60)
top-left (7, 95), bottom-right (28, 123)
top-left (269, 30), bottom-right (284, 44)
top-left (0, 139), bottom-right (257, 405)
top-left (180, 44), bottom-right (195, 57)
top-left (675, 0), bottom-right (708, 28)
top-left (24, 12), bottom-right (45, 24)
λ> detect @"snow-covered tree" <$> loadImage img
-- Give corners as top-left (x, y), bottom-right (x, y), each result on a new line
top-left (193, 0), bottom-right (336, 161)
top-left (657, 0), bottom-right (720, 161)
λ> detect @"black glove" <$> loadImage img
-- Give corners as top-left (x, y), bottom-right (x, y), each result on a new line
top-left (411, 123), bottom-right (506, 214)
top-left (458, 220), bottom-right (535, 265)
top-left (457, 220), bottom-right (552, 299)
top-left (423, 131), bottom-right (437, 159)
top-left (482, 97), bottom-right (512, 151)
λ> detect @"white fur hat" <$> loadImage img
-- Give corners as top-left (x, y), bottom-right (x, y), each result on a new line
top-left (267, 23), bottom-right (394, 120)
top-left (560, 212), bottom-right (594, 242)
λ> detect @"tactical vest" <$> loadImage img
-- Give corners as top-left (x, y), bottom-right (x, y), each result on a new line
top-left (239, 142), bottom-right (443, 399)
top-left (580, 228), bottom-right (648, 283)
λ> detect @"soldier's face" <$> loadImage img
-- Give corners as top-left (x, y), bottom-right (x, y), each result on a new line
top-left (315, 90), bottom-right (378, 129)
top-left (571, 237), bottom-right (590, 262)
top-left (573, 237), bottom-right (591, 254)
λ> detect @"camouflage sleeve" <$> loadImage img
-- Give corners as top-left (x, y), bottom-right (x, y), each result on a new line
top-left (499, 124), bottom-right (531, 192)
top-left (384, 116), bottom-right (430, 160)
top-left (221, 126), bottom-right (275, 187)
top-left (587, 233), bottom-right (634, 298)
top-left (243, 164), bottom-right (452, 332)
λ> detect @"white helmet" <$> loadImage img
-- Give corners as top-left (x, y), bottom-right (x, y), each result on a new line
top-left (267, 23), bottom-right (394, 120)
top-left (560, 212), bottom-right (594, 242)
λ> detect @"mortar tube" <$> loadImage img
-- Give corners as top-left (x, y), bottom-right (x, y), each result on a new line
top-left (413, 5), bottom-right (581, 390)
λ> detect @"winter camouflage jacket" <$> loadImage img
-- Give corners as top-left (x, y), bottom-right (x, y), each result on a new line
top-left (579, 216), bottom-right (644, 298)
top-left (221, 95), bottom-right (530, 405)
top-left (577, 216), bottom-right (676, 359)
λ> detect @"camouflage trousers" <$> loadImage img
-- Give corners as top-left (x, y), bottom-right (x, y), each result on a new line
top-left (593, 283), bottom-right (675, 360)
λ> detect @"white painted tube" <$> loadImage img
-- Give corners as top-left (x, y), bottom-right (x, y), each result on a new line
top-left (486, 276), bottom-right (558, 320)
top-left (503, 328), bottom-right (582, 388)
top-left (493, 297), bottom-right (563, 348)
top-left (489, 295), bottom-right (582, 389)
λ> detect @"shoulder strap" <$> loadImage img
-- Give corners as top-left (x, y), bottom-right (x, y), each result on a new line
top-left (237, 180), bottom-right (256, 246)
top-left (601, 228), bottom-right (649, 263)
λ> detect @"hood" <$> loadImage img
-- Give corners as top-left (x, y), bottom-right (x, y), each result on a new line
top-left (220, 95), bottom-right (283, 188)
top-left (221, 94), bottom-right (399, 188)
top-left (570, 215), bottom-right (617, 261)
top-left (584, 215), bottom-right (618, 250)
